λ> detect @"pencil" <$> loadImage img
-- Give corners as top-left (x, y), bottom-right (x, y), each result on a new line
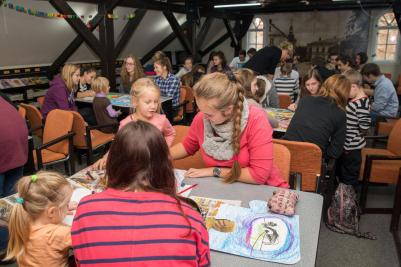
top-left (178, 183), bottom-right (198, 195)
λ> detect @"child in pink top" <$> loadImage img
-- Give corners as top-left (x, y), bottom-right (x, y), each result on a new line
top-left (92, 78), bottom-right (175, 170)
top-left (171, 72), bottom-right (288, 187)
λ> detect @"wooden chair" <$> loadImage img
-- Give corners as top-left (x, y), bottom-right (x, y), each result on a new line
top-left (278, 94), bottom-right (292, 109)
top-left (273, 143), bottom-right (291, 186)
top-left (20, 103), bottom-right (44, 138)
top-left (34, 109), bottom-right (75, 175)
top-left (172, 125), bottom-right (205, 170)
top-left (359, 118), bottom-right (401, 213)
top-left (273, 139), bottom-right (323, 192)
top-left (71, 111), bottom-right (116, 166)
top-left (37, 96), bottom-right (45, 108)
top-left (18, 106), bottom-right (26, 119)
top-left (173, 87), bottom-right (189, 125)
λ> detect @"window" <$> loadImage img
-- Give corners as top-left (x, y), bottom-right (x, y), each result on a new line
top-left (374, 12), bottom-right (399, 61)
top-left (247, 17), bottom-right (264, 50)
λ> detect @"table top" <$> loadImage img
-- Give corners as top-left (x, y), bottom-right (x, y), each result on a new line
top-left (186, 177), bottom-right (323, 267)
top-left (75, 93), bottom-right (172, 108)
top-left (266, 108), bottom-right (294, 133)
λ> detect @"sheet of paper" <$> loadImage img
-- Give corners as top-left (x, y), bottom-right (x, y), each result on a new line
top-left (63, 187), bottom-right (92, 226)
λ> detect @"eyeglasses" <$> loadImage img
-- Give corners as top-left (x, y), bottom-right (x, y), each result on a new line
top-left (125, 62), bottom-right (135, 66)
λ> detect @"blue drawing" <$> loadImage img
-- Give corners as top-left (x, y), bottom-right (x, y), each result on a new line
top-left (210, 204), bottom-right (300, 264)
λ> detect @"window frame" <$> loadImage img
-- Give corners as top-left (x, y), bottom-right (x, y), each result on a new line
top-left (247, 17), bottom-right (265, 51)
top-left (372, 12), bottom-right (399, 63)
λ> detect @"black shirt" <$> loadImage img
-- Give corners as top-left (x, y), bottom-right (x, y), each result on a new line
top-left (244, 46), bottom-right (282, 75)
top-left (283, 96), bottom-right (346, 159)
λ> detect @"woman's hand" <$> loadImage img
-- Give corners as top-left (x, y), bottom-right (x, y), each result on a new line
top-left (185, 168), bottom-right (213, 178)
top-left (287, 103), bottom-right (297, 111)
top-left (91, 157), bottom-right (107, 170)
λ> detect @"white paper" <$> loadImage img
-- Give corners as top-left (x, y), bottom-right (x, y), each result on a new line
top-left (63, 187), bottom-right (92, 226)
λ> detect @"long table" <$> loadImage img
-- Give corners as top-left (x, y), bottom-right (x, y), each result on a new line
top-left (186, 177), bottom-right (323, 267)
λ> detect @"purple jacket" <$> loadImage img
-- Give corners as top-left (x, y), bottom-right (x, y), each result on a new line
top-left (41, 74), bottom-right (77, 118)
top-left (0, 97), bottom-right (28, 173)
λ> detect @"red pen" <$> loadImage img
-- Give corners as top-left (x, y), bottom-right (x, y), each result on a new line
top-left (178, 183), bottom-right (198, 195)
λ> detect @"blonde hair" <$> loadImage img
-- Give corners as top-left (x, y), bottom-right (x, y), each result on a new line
top-left (279, 41), bottom-right (294, 58)
top-left (343, 69), bottom-right (363, 86)
top-left (130, 78), bottom-right (161, 113)
top-left (5, 171), bottom-right (72, 262)
top-left (120, 55), bottom-right (145, 85)
top-left (280, 62), bottom-right (293, 76)
top-left (234, 68), bottom-right (264, 102)
top-left (91, 76), bottom-right (109, 93)
top-left (61, 64), bottom-right (79, 92)
top-left (318, 74), bottom-right (351, 110)
top-left (194, 72), bottom-right (245, 183)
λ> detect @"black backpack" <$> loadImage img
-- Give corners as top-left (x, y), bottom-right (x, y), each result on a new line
top-left (326, 183), bottom-right (376, 240)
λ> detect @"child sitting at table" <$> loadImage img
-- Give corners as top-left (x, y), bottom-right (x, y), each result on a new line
top-left (274, 63), bottom-right (299, 103)
top-left (5, 171), bottom-right (75, 267)
top-left (72, 121), bottom-right (210, 266)
top-left (92, 76), bottom-right (121, 133)
top-left (92, 78), bottom-right (175, 170)
top-left (337, 70), bottom-right (371, 190)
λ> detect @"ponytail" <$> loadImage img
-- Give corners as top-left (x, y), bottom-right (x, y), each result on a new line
top-left (5, 204), bottom-right (30, 262)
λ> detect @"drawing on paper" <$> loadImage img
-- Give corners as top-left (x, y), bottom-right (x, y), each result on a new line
top-left (210, 204), bottom-right (300, 264)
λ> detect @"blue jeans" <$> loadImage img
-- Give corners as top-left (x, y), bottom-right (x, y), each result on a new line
top-left (0, 226), bottom-right (8, 252)
top-left (0, 166), bottom-right (24, 198)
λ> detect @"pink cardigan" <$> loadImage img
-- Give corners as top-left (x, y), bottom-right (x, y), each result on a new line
top-left (119, 113), bottom-right (175, 147)
top-left (183, 105), bottom-right (289, 187)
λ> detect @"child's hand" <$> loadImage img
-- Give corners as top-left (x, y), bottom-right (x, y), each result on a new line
top-left (91, 157), bottom-right (107, 170)
top-left (67, 201), bottom-right (78, 215)
top-left (287, 103), bottom-right (296, 111)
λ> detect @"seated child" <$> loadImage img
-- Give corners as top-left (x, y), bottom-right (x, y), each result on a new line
top-left (274, 63), bottom-right (299, 102)
top-left (5, 171), bottom-right (75, 267)
top-left (92, 77), bottom-right (121, 133)
top-left (337, 70), bottom-right (371, 190)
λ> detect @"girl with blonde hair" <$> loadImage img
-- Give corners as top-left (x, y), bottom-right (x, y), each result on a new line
top-left (119, 55), bottom-right (145, 94)
top-left (41, 64), bottom-right (79, 118)
top-left (284, 74), bottom-right (350, 160)
top-left (5, 171), bottom-right (74, 266)
top-left (170, 72), bottom-right (288, 187)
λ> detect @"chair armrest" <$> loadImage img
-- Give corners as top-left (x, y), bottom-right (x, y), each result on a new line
top-left (365, 135), bottom-right (389, 140)
top-left (87, 122), bottom-right (119, 131)
top-left (36, 132), bottom-right (75, 150)
top-left (289, 172), bottom-right (302, 191)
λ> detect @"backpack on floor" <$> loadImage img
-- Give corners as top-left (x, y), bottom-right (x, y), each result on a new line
top-left (326, 183), bottom-right (376, 240)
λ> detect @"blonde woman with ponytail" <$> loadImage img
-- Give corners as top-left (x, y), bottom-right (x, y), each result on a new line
top-left (5, 171), bottom-right (75, 267)
top-left (170, 72), bottom-right (288, 187)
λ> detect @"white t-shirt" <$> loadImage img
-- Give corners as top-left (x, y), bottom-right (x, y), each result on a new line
top-left (229, 57), bottom-right (248, 70)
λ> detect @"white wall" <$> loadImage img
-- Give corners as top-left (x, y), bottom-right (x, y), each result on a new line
top-left (0, 1), bottom-right (236, 69)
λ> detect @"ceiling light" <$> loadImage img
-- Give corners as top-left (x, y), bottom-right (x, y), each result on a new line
top-left (214, 3), bottom-right (262, 8)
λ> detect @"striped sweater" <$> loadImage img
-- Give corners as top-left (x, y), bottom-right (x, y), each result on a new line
top-left (273, 77), bottom-right (298, 102)
top-left (344, 97), bottom-right (371, 150)
top-left (71, 189), bottom-right (210, 267)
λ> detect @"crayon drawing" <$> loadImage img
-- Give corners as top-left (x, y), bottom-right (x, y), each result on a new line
top-left (210, 204), bottom-right (300, 264)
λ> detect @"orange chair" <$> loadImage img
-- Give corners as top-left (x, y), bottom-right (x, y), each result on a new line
top-left (34, 109), bottom-right (75, 175)
top-left (278, 94), bottom-right (292, 109)
top-left (397, 74), bottom-right (401, 95)
top-left (273, 139), bottom-right (323, 191)
top-left (18, 106), bottom-right (26, 119)
top-left (37, 96), bottom-right (45, 108)
top-left (71, 111), bottom-right (116, 166)
top-left (360, 118), bottom-right (401, 213)
top-left (172, 125), bottom-right (205, 170)
top-left (273, 143), bottom-right (291, 185)
top-left (377, 119), bottom-right (398, 136)
top-left (183, 85), bottom-right (195, 113)
top-left (173, 87), bottom-right (189, 125)
top-left (20, 103), bottom-right (43, 138)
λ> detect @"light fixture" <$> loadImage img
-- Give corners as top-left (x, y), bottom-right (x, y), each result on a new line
top-left (214, 3), bottom-right (262, 8)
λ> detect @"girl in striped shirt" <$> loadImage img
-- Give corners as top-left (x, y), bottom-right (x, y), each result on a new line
top-left (337, 70), bottom-right (371, 190)
top-left (72, 121), bottom-right (210, 267)
top-left (273, 63), bottom-right (299, 103)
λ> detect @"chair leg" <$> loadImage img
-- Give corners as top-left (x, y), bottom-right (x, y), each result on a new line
top-left (70, 153), bottom-right (76, 175)
top-left (360, 157), bottom-right (373, 213)
top-left (64, 161), bottom-right (70, 176)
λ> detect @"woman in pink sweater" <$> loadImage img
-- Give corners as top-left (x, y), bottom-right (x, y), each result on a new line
top-left (170, 72), bottom-right (288, 187)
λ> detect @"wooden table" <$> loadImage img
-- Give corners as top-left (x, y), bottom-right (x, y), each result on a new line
top-left (186, 177), bottom-right (323, 267)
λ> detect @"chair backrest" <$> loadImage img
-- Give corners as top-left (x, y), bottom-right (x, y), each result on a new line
top-left (18, 106), bottom-right (26, 119)
top-left (273, 143), bottom-right (291, 183)
top-left (71, 111), bottom-right (89, 148)
top-left (278, 94), bottom-right (292, 109)
top-left (20, 103), bottom-right (43, 137)
top-left (172, 125), bottom-right (205, 169)
top-left (182, 86), bottom-right (195, 113)
top-left (388, 119), bottom-right (401, 156)
top-left (273, 139), bottom-right (322, 191)
top-left (37, 96), bottom-right (45, 108)
top-left (43, 109), bottom-right (74, 155)
top-left (397, 74), bottom-right (401, 94)
top-left (176, 87), bottom-right (187, 118)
